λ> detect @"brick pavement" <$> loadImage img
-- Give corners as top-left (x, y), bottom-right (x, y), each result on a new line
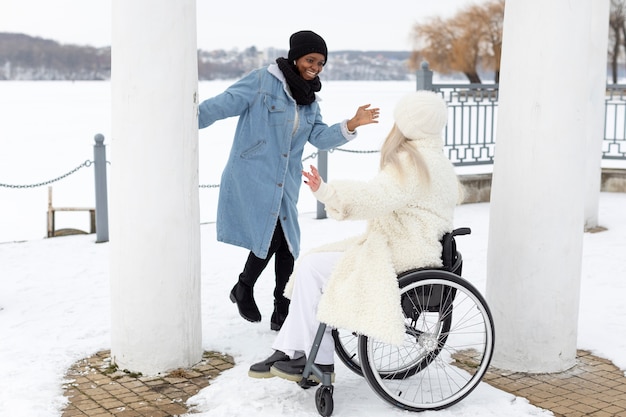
top-left (62, 350), bottom-right (234, 417)
top-left (483, 350), bottom-right (626, 417)
top-left (62, 349), bottom-right (626, 416)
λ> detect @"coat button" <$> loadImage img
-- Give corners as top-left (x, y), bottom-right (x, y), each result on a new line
top-left (277, 183), bottom-right (283, 187)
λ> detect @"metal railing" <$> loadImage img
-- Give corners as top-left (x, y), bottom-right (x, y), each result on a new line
top-left (436, 84), bottom-right (499, 166)
top-left (415, 61), bottom-right (626, 164)
top-left (415, 61), bottom-right (499, 166)
top-left (604, 85), bottom-right (626, 160)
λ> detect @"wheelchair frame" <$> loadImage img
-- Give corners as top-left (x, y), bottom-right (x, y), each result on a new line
top-left (297, 227), bottom-right (495, 416)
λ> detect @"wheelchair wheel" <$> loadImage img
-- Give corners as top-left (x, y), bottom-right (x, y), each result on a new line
top-left (332, 328), bottom-right (363, 376)
top-left (315, 385), bottom-right (334, 416)
top-left (358, 269), bottom-right (494, 411)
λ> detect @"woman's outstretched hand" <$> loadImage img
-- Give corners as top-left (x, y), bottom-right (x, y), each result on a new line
top-left (302, 165), bottom-right (322, 192)
top-left (347, 104), bottom-right (380, 132)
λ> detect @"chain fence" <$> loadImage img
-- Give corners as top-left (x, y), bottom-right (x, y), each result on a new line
top-left (1, 132), bottom-right (622, 191)
top-left (1, 132), bottom-right (623, 241)
top-left (0, 146), bottom-right (382, 190)
top-left (0, 160), bottom-right (93, 189)
top-left (0, 151), bottom-right (330, 190)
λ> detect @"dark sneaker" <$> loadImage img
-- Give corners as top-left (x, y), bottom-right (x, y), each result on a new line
top-left (248, 351), bottom-right (289, 378)
top-left (270, 357), bottom-right (335, 383)
top-left (230, 281), bottom-right (261, 322)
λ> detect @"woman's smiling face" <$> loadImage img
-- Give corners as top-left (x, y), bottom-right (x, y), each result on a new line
top-left (295, 53), bottom-right (325, 80)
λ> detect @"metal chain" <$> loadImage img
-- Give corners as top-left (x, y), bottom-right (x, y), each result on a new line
top-left (333, 148), bottom-right (380, 154)
top-left (0, 149), bottom-right (379, 190)
top-left (302, 151), bottom-right (318, 162)
top-left (0, 160), bottom-right (93, 189)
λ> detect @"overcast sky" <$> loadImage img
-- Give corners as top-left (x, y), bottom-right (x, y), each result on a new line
top-left (1, 0), bottom-right (487, 51)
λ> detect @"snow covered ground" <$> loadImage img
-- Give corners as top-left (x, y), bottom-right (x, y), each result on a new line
top-left (1, 192), bottom-right (625, 416)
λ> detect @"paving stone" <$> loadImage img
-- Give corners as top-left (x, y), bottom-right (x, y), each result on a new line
top-left (62, 350), bottom-right (234, 417)
top-left (482, 350), bottom-right (626, 417)
top-left (63, 348), bottom-right (626, 416)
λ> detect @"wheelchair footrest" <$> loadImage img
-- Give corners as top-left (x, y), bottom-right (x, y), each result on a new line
top-left (298, 378), bottom-right (320, 389)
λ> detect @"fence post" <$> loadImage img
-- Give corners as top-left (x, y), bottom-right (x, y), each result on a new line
top-left (415, 61), bottom-right (434, 91)
top-left (315, 150), bottom-right (328, 219)
top-left (93, 133), bottom-right (109, 243)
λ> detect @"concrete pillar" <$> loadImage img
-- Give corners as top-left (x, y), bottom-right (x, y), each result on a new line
top-left (485, 0), bottom-right (596, 372)
top-left (584, 0), bottom-right (611, 230)
top-left (109, 0), bottom-right (202, 374)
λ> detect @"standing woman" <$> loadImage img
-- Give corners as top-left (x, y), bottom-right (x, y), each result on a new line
top-left (198, 30), bottom-right (379, 331)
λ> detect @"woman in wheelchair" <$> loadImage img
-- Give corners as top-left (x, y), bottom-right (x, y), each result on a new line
top-left (249, 90), bottom-right (463, 383)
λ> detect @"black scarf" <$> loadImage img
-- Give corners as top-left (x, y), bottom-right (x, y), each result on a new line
top-left (276, 57), bottom-right (322, 106)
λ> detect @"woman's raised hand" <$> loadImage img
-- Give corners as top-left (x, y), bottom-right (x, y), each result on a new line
top-left (302, 165), bottom-right (322, 192)
top-left (347, 104), bottom-right (380, 132)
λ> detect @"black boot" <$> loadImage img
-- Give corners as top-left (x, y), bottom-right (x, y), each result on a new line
top-left (271, 234), bottom-right (293, 330)
top-left (270, 298), bottom-right (290, 331)
top-left (230, 279), bottom-right (261, 322)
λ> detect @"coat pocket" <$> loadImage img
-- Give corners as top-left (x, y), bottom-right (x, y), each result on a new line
top-left (240, 140), bottom-right (267, 159)
top-left (262, 94), bottom-right (287, 126)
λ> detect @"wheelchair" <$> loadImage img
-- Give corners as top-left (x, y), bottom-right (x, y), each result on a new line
top-left (297, 228), bottom-right (495, 416)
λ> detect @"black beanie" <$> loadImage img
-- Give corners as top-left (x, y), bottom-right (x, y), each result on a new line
top-left (287, 30), bottom-right (328, 63)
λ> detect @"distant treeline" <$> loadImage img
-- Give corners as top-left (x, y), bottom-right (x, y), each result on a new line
top-left (0, 33), bottom-right (415, 81)
top-left (0, 33), bottom-right (111, 80)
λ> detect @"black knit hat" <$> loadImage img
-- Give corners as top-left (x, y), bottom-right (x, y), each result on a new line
top-left (287, 30), bottom-right (328, 63)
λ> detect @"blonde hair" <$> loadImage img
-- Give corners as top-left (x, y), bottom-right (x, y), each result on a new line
top-left (379, 124), bottom-right (431, 184)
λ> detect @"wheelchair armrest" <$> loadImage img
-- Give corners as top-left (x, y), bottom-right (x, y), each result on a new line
top-left (441, 227), bottom-right (471, 271)
top-left (451, 227), bottom-right (471, 237)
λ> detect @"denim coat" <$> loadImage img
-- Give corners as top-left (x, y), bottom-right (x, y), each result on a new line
top-left (198, 64), bottom-right (355, 259)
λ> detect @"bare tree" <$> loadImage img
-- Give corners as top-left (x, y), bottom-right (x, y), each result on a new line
top-left (611, 0), bottom-right (626, 83)
top-left (609, 0), bottom-right (625, 83)
top-left (450, 6), bottom-right (485, 83)
top-left (479, 0), bottom-right (505, 83)
top-left (411, 13), bottom-right (482, 83)
top-left (411, 17), bottom-right (463, 77)
top-left (409, 0), bottom-right (504, 83)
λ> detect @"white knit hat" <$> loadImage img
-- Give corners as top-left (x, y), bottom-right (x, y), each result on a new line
top-left (393, 90), bottom-right (448, 140)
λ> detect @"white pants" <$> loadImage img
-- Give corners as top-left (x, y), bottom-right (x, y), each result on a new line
top-left (271, 251), bottom-right (342, 365)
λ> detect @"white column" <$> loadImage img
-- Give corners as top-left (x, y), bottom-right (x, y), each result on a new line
top-left (110, 0), bottom-right (202, 374)
top-left (584, 0), bottom-right (611, 230)
top-left (486, 0), bottom-right (596, 372)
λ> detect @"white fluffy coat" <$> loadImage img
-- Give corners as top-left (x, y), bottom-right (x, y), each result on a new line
top-left (286, 137), bottom-right (461, 346)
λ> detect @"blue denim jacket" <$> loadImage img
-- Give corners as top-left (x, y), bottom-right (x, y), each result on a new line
top-left (198, 64), bottom-right (356, 259)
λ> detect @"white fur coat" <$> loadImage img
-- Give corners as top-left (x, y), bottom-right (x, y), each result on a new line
top-left (287, 138), bottom-right (461, 346)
